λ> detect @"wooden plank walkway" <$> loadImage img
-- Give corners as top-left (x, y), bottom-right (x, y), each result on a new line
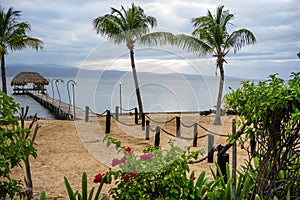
top-left (27, 91), bottom-right (86, 120)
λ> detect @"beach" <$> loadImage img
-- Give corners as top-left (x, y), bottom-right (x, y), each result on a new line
top-left (11, 113), bottom-right (249, 199)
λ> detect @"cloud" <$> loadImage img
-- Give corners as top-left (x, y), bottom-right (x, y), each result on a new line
top-left (2, 0), bottom-right (299, 79)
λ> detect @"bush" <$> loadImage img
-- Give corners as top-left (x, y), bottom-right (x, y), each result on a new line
top-left (0, 91), bottom-right (37, 199)
top-left (225, 73), bottom-right (300, 199)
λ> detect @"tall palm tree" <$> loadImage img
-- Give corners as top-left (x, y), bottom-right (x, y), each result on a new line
top-left (0, 7), bottom-right (43, 94)
top-left (177, 5), bottom-right (256, 124)
top-left (93, 3), bottom-right (157, 117)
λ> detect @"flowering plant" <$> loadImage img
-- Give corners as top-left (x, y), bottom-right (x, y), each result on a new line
top-left (101, 136), bottom-right (205, 199)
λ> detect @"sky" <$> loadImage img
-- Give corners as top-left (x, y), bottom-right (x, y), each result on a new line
top-left (2, 0), bottom-right (300, 79)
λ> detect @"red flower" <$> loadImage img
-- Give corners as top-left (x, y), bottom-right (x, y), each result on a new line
top-left (123, 172), bottom-right (137, 181)
top-left (140, 153), bottom-right (154, 160)
top-left (93, 173), bottom-right (104, 183)
top-left (130, 172), bottom-right (137, 178)
top-left (125, 147), bottom-right (132, 153)
top-left (112, 194), bottom-right (116, 198)
top-left (123, 174), bottom-right (130, 181)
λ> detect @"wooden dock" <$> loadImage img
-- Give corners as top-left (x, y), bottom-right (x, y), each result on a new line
top-left (27, 91), bottom-right (85, 120)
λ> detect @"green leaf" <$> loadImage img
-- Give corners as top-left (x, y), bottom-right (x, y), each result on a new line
top-left (82, 172), bottom-right (87, 200)
top-left (64, 176), bottom-right (76, 200)
top-left (88, 187), bottom-right (95, 200)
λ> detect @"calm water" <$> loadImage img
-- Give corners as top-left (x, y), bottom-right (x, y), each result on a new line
top-left (3, 74), bottom-right (244, 118)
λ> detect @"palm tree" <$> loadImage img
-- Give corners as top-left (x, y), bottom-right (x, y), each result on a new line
top-left (177, 5), bottom-right (256, 124)
top-left (93, 3), bottom-right (157, 117)
top-left (0, 7), bottom-right (43, 94)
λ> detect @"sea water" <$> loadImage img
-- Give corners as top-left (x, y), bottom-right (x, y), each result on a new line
top-left (2, 74), bottom-right (244, 119)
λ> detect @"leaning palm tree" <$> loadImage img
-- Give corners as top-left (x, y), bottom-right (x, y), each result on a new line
top-left (93, 3), bottom-right (157, 117)
top-left (177, 5), bottom-right (256, 124)
top-left (0, 7), bottom-right (43, 94)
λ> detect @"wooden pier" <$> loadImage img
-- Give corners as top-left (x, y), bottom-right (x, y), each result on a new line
top-left (27, 91), bottom-right (84, 120)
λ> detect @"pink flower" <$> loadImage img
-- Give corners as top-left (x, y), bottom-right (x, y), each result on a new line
top-left (140, 153), bottom-right (154, 160)
top-left (125, 147), bottom-right (132, 153)
top-left (112, 158), bottom-right (121, 167)
top-left (121, 156), bottom-right (128, 163)
top-left (93, 173), bottom-right (104, 183)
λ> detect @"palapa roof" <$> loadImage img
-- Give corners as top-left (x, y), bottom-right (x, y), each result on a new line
top-left (10, 72), bottom-right (49, 86)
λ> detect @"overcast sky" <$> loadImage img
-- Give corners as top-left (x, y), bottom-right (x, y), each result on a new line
top-left (2, 0), bottom-right (300, 79)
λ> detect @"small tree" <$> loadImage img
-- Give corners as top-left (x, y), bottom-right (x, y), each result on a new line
top-left (225, 72), bottom-right (300, 199)
top-left (0, 91), bottom-right (38, 199)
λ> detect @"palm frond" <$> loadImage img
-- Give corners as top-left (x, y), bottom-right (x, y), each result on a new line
top-left (0, 6), bottom-right (43, 53)
top-left (93, 4), bottom-right (157, 49)
top-left (176, 34), bottom-right (212, 56)
top-left (227, 29), bottom-right (257, 53)
top-left (140, 31), bottom-right (177, 46)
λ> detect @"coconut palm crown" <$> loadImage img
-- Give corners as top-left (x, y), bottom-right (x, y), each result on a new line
top-left (0, 6), bottom-right (43, 94)
top-left (177, 5), bottom-right (256, 124)
top-left (93, 3), bottom-right (157, 116)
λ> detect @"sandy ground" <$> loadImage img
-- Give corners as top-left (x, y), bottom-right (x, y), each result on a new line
top-left (10, 113), bottom-right (249, 199)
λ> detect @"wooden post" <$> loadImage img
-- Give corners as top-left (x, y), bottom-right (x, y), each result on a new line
top-left (145, 120), bottom-right (150, 140)
top-left (142, 113), bottom-right (145, 130)
top-left (155, 126), bottom-right (161, 147)
top-left (134, 108), bottom-right (138, 125)
top-left (217, 145), bottom-right (229, 182)
top-left (176, 116), bottom-right (181, 138)
top-left (85, 106), bottom-right (89, 122)
top-left (231, 119), bottom-right (237, 200)
top-left (193, 123), bottom-right (198, 147)
top-left (115, 106), bottom-right (119, 121)
top-left (106, 110), bottom-right (111, 134)
top-left (208, 134), bottom-right (214, 163)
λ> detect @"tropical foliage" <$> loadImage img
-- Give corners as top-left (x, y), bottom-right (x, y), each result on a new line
top-left (93, 3), bottom-right (157, 117)
top-left (0, 91), bottom-right (38, 199)
top-left (0, 6), bottom-right (43, 94)
top-left (225, 72), bottom-right (300, 199)
top-left (176, 5), bottom-right (256, 125)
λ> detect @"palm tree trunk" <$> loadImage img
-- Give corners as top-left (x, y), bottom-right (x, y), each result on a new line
top-left (214, 64), bottom-right (224, 125)
top-left (1, 55), bottom-right (7, 94)
top-left (129, 49), bottom-right (144, 118)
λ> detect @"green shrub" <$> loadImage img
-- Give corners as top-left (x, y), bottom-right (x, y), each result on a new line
top-left (0, 91), bottom-right (37, 199)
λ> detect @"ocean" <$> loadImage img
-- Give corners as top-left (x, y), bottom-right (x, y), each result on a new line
top-left (3, 73), bottom-right (245, 119)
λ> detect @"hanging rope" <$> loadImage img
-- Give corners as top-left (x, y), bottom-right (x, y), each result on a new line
top-left (180, 121), bottom-right (195, 128)
top-left (161, 128), bottom-right (176, 138)
top-left (145, 115), bottom-right (176, 124)
top-left (120, 107), bottom-right (136, 112)
top-left (89, 108), bottom-right (108, 116)
top-left (197, 123), bottom-right (227, 137)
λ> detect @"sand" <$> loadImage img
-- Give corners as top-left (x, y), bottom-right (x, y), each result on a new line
top-left (10, 113), bottom-right (249, 199)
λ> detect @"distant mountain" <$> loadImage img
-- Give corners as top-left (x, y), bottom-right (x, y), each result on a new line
top-left (6, 64), bottom-right (79, 77)
top-left (6, 63), bottom-right (242, 80)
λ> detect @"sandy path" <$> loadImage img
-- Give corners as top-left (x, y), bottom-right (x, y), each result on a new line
top-left (10, 114), bottom-right (249, 199)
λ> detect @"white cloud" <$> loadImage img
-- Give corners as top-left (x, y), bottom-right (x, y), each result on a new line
top-left (2, 0), bottom-right (299, 79)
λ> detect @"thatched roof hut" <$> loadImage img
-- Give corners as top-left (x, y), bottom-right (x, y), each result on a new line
top-left (11, 72), bottom-right (49, 94)
top-left (11, 72), bottom-right (49, 86)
